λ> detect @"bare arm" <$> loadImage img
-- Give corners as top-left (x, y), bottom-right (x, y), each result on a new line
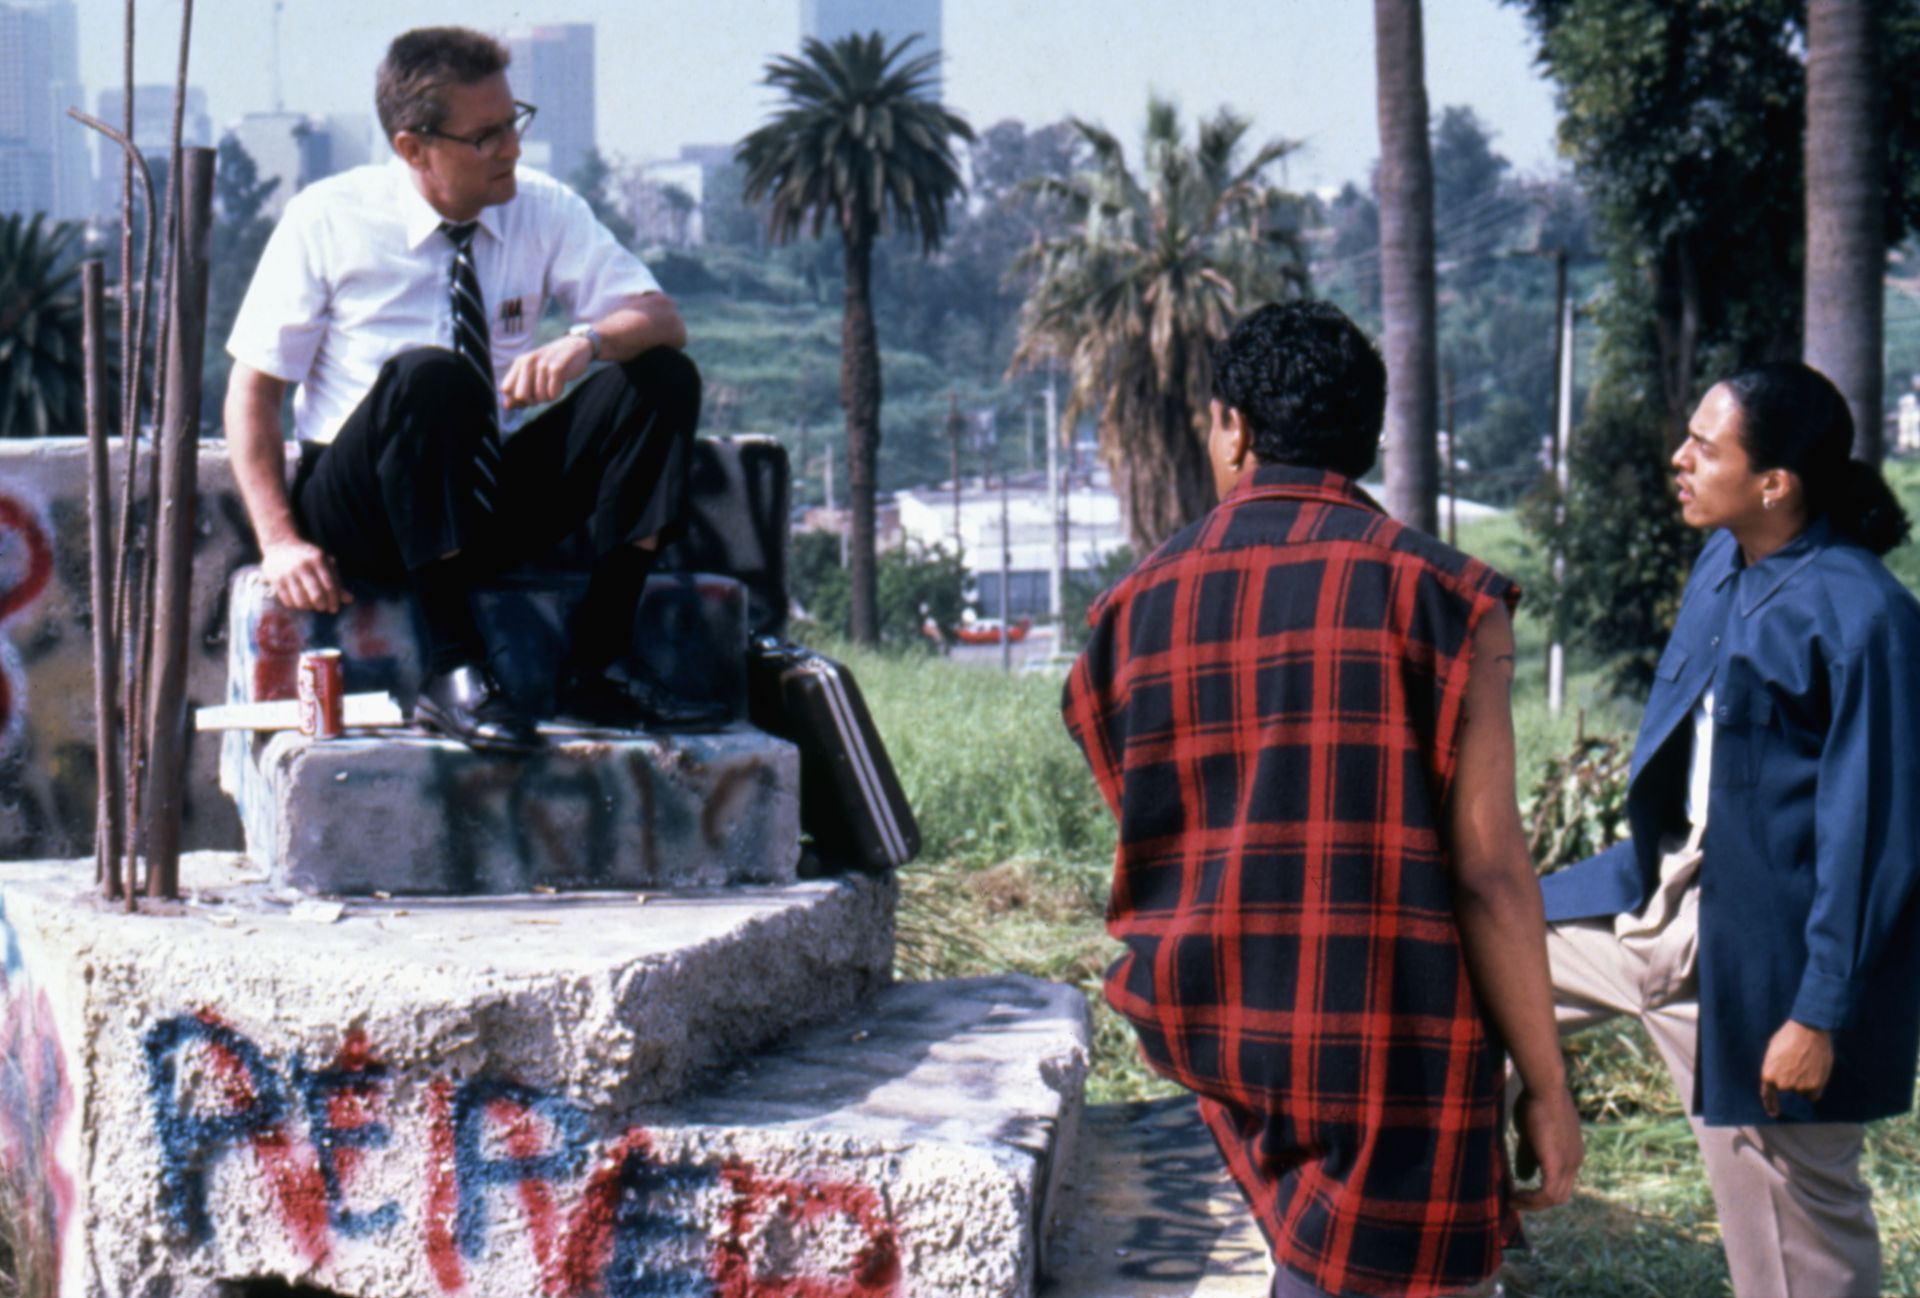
top-left (225, 361), bottom-right (348, 613)
top-left (1447, 603), bottom-right (1582, 1209)
top-left (499, 292), bottom-right (687, 410)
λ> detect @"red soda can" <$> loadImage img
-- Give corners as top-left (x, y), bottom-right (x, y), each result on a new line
top-left (297, 649), bottom-right (345, 738)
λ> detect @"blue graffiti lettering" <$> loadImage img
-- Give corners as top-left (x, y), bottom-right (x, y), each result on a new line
top-left (291, 1053), bottom-right (400, 1238)
top-left (452, 1077), bottom-right (590, 1260)
top-left (143, 1016), bottom-right (288, 1245)
top-left (602, 1145), bottom-right (720, 1298)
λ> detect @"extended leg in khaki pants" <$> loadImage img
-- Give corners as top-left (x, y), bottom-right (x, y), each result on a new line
top-left (1542, 838), bottom-right (1881, 1298)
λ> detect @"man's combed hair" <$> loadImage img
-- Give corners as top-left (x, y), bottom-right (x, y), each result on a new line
top-left (375, 27), bottom-right (510, 141)
top-left (1211, 300), bottom-right (1387, 480)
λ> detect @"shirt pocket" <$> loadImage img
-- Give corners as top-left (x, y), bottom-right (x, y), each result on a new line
top-left (1708, 678), bottom-right (1771, 787)
top-left (490, 286), bottom-right (540, 345)
top-left (1654, 643), bottom-right (1689, 683)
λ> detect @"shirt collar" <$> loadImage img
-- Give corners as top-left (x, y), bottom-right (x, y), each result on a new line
top-left (1219, 462), bottom-right (1388, 516)
top-left (390, 156), bottom-right (503, 252)
top-left (1708, 516), bottom-right (1832, 616)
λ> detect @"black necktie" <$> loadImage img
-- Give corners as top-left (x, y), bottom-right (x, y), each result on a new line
top-left (442, 220), bottom-right (499, 515)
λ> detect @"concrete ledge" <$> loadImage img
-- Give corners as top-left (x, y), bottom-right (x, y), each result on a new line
top-left (650, 974), bottom-right (1093, 1298)
top-left (0, 853), bottom-right (897, 1298)
top-left (238, 725), bottom-right (801, 895)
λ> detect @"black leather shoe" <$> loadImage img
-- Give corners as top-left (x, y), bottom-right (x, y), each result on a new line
top-left (554, 666), bottom-right (730, 732)
top-left (414, 664), bottom-right (544, 754)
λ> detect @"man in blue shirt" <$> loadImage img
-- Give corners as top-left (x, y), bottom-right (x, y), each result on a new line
top-left (1542, 363), bottom-right (1920, 1297)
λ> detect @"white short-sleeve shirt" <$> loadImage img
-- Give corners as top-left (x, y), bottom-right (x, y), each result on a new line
top-left (227, 159), bottom-right (662, 444)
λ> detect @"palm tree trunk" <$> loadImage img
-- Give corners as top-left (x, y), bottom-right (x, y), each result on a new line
top-left (1805, 0), bottom-right (1885, 463)
top-left (1374, 0), bottom-right (1440, 535)
top-left (841, 224), bottom-right (883, 645)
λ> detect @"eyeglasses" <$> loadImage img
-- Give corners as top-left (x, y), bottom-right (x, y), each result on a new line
top-left (412, 102), bottom-right (537, 158)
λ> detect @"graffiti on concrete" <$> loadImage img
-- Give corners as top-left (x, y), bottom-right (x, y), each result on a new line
top-left (1079, 1098), bottom-right (1272, 1287)
top-left (0, 893), bottom-right (76, 1290)
top-left (0, 492), bottom-right (55, 748)
top-left (144, 1013), bottom-right (903, 1296)
top-left (0, 454), bottom-right (263, 858)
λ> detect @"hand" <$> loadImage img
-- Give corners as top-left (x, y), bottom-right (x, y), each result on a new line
top-left (1760, 1020), bottom-right (1834, 1117)
top-left (261, 538), bottom-right (350, 614)
top-left (1511, 1082), bottom-right (1583, 1211)
top-left (499, 335), bottom-right (593, 410)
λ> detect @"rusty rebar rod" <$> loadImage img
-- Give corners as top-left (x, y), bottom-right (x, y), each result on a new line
top-left (66, 107), bottom-right (157, 906)
top-left (142, 146), bottom-right (215, 902)
top-left (81, 262), bottom-right (125, 896)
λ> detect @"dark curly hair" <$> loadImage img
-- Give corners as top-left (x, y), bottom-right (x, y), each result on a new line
top-left (375, 27), bottom-right (510, 141)
top-left (1720, 361), bottom-right (1910, 556)
top-left (1210, 300), bottom-right (1386, 479)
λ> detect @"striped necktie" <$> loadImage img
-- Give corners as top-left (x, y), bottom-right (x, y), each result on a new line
top-left (442, 220), bottom-right (499, 515)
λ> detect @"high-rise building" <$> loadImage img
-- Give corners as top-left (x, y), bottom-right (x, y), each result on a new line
top-left (505, 24), bottom-right (595, 185)
top-left (93, 85), bottom-right (213, 217)
top-left (0, 0), bottom-right (88, 219)
top-left (800, 0), bottom-right (942, 98)
top-left (228, 112), bottom-right (332, 221)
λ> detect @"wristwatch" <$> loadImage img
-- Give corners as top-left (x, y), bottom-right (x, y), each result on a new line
top-left (567, 322), bottom-right (603, 362)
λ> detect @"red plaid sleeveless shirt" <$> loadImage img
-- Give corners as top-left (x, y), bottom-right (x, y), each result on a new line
top-left (1064, 466), bottom-right (1522, 1297)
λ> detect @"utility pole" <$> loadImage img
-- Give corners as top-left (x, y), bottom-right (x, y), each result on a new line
top-left (1000, 469), bottom-right (1013, 675)
top-left (1548, 248), bottom-right (1573, 716)
top-left (945, 393), bottom-right (964, 547)
top-left (1442, 364), bottom-right (1457, 548)
top-left (1045, 378), bottom-right (1064, 622)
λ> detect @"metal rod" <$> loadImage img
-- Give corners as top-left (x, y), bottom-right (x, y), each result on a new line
top-left (1548, 250), bottom-right (1573, 717)
top-left (82, 262), bottom-right (124, 898)
top-left (143, 147), bottom-right (216, 902)
top-left (67, 106), bottom-right (159, 908)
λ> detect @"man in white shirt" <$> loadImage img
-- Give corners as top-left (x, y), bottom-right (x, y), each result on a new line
top-left (226, 26), bottom-right (707, 753)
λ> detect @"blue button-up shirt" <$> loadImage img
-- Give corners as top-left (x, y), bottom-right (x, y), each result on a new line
top-left (1542, 520), bottom-right (1920, 1126)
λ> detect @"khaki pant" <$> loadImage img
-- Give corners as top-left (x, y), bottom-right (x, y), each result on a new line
top-left (1544, 836), bottom-right (1882, 1298)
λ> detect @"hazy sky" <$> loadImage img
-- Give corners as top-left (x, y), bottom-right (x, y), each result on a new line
top-left (69, 0), bottom-right (1565, 191)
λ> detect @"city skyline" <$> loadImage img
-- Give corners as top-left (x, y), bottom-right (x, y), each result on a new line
top-left (55, 0), bottom-right (1563, 197)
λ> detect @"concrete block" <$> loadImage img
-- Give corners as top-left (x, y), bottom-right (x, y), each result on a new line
top-left (0, 852), bottom-right (897, 1298)
top-left (0, 436), bottom-right (774, 859)
top-left (649, 974), bottom-right (1093, 1297)
top-left (240, 726), bottom-right (802, 895)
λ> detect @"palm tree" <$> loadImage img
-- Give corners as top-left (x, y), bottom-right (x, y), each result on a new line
top-left (1804, 0), bottom-right (1885, 463)
top-left (0, 213), bottom-right (85, 438)
top-left (1374, 0), bottom-right (1440, 534)
top-left (738, 33), bottom-right (973, 646)
top-left (1011, 99), bottom-right (1307, 554)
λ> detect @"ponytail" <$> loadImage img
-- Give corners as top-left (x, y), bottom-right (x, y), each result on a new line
top-left (1820, 459), bottom-right (1911, 556)
top-left (1721, 361), bottom-right (1911, 555)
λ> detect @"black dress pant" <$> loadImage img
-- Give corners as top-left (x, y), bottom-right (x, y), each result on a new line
top-left (292, 345), bottom-right (700, 582)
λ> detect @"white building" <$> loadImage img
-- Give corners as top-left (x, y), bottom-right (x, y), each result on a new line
top-left (895, 470), bottom-right (1127, 619)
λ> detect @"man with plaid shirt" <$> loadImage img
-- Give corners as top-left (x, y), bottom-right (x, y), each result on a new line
top-left (1064, 302), bottom-right (1581, 1297)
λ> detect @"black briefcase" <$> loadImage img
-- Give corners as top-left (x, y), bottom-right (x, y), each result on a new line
top-left (746, 638), bottom-right (920, 873)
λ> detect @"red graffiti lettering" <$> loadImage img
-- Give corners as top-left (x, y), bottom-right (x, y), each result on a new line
top-left (326, 1030), bottom-right (381, 1197)
top-left (489, 1096), bottom-right (566, 1292)
top-left (200, 1011), bottom-right (331, 1267)
top-left (556, 1128), bottom-right (658, 1296)
top-left (253, 606), bottom-right (305, 701)
top-left (711, 1164), bottom-right (900, 1298)
top-left (425, 1079), bottom-right (464, 1293)
top-left (0, 493), bottom-right (54, 742)
top-left (0, 495), bottom-right (53, 624)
